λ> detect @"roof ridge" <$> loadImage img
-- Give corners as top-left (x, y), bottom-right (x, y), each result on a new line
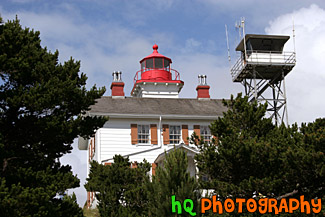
top-left (100, 96), bottom-right (224, 101)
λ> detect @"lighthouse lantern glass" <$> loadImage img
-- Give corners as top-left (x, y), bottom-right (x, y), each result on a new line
top-left (146, 58), bottom-right (153, 69)
top-left (164, 59), bottom-right (170, 70)
top-left (155, 58), bottom-right (163, 69)
top-left (141, 61), bottom-right (145, 70)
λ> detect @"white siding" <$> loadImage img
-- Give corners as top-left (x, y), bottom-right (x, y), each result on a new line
top-left (96, 118), bottom-right (212, 164)
top-left (134, 82), bottom-right (182, 98)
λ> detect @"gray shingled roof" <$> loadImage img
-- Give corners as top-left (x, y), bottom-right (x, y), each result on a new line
top-left (88, 96), bottom-right (227, 117)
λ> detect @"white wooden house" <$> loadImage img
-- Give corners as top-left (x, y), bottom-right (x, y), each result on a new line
top-left (78, 44), bottom-right (227, 207)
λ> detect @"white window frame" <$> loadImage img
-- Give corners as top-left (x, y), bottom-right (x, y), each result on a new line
top-left (200, 125), bottom-right (211, 142)
top-left (137, 125), bottom-right (150, 144)
top-left (169, 125), bottom-right (181, 144)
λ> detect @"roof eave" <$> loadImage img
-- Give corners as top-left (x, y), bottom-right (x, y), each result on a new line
top-left (87, 112), bottom-right (220, 120)
top-left (154, 144), bottom-right (199, 163)
top-left (236, 34), bottom-right (290, 51)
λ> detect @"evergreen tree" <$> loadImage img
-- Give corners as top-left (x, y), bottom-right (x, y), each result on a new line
top-left (194, 93), bottom-right (324, 216)
top-left (0, 16), bottom-right (106, 216)
top-left (85, 155), bottom-right (151, 217)
top-left (147, 148), bottom-right (200, 217)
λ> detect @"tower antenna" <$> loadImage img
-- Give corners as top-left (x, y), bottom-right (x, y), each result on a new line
top-left (292, 16), bottom-right (296, 55)
top-left (235, 21), bottom-right (242, 39)
top-left (235, 20), bottom-right (242, 50)
top-left (225, 24), bottom-right (232, 69)
top-left (241, 17), bottom-right (247, 61)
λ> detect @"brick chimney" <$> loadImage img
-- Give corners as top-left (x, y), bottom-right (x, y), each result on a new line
top-left (110, 71), bottom-right (125, 98)
top-left (196, 75), bottom-right (210, 99)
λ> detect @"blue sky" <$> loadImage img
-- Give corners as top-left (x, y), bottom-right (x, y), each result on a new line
top-left (2, 0), bottom-right (325, 207)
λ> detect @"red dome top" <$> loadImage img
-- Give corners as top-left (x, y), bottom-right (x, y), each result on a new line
top-left (140, 44), bottom-right (172, 63)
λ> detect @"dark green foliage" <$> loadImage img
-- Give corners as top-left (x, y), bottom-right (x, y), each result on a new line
top-left (85, 155), bottom-right (151, 217)
top-left (147, 148), bottom-right (200, 217)
top-left (194, 93), bottom-right (325, 216)
top-left (85, 151), bottom-right (200, 217)
top-left (0, 16), bottom-right (106, 216)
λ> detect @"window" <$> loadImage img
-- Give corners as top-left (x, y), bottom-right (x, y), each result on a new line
top-left (154, 58), bottom-right (163, 69)
top-left (164, 59), bottom-right (170, 71)
top-left (141, 61), bottom-right (145, 71)
top-left (138, 125), bottom-right (150, 144)
top-left (146, 59), bottom-right (153, 69)
top-left (164, 59), bottom-right (170, 68)
top-left (200, 126), bottom-right (211, 142)
top-left (169, 125), bottom-right (181, 144)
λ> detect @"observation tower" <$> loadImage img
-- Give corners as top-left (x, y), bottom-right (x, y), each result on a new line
top-left (230, 34), bottom-right (296, 125)
top-left (131, 44), bottom-right (184, 98)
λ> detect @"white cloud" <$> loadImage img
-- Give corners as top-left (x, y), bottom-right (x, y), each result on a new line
top-left (265, 4), bottom-right (325, 124)
top-left (184, 38), bottom-right (202, 53)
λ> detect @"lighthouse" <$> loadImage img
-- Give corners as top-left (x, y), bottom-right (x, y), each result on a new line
top-left (131, 44), bottom-right (184, 98)
top-left (79, 44), bottom-right (227, 208)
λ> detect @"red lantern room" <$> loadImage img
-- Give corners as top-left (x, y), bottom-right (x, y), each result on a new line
top-left (131, 44), bottom-right (184, 98)
top-left (140, 44), bottom-right (172, 81)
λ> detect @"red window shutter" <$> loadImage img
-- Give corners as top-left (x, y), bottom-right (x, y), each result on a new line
top-left (152, 163), bottom-right (157, 176)
top-left (131, 162), bottom-right (138, 168)
top-left (104, 162), bottom-right (112, 166)
top-left (212, 135), bottom-right (218, 145)
top-left (163, 124), bottom-right (169, 145)
top-left (87, 192), bottom-right (90, 208)
top-left (150, 124), bottom-right (158, 145)
top-left (194, 125), bottom-right (200, 137)
top-left (131, 124), bottom-right (138, 144)
top-left (182, 125), bottom-right (189, 145)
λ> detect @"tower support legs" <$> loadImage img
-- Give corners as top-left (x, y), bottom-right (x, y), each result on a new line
top-left (240, 70), bottom-right (288, 126)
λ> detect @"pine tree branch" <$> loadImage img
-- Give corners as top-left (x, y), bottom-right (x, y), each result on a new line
top-left (276, 189), bottom-right (298, 200)
top-left (2, 157), bottom-right (18, 173)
